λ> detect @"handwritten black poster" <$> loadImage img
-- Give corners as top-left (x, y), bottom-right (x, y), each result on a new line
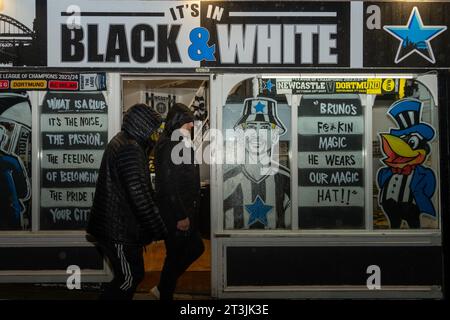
top-left (40, 92), bottom-right (108, 230)
top-left (298, 94), bottom-right (364, 228)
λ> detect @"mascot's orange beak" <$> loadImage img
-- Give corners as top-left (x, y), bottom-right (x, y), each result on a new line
top-left (380, 134), bottom-right (426, 168)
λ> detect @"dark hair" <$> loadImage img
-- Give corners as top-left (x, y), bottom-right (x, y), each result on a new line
top-left (164, 103), bottom-right (194, 135)
top-left (122, 103), bottom-right (162, 146)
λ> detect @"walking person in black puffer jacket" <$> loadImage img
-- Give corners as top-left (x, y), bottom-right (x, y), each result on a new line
top-left (87, 104), bottom-right (167, 300)
top-left (151, 103), bottom-right (205, 300)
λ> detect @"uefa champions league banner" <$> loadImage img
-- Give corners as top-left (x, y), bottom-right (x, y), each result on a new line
top-left (0, 72), bottom-right (107, 91)
top-left (0, 0), bottom-right (449, 69)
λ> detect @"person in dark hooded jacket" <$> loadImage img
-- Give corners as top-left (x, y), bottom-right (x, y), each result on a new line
top-left (151, 103), bottom-right (205, 300)
top-left (87, 103), bottom-right (167, 300)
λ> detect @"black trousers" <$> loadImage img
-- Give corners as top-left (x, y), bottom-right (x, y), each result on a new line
top-left (382, 199), bottom-right (421, 228)
top-left (97, 241), bottom-right (145, 300)
top-left (158, 230), bottom-right (205, 300)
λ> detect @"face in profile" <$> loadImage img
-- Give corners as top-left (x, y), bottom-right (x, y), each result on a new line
top-left (180, 121), bottom-right (194, 137)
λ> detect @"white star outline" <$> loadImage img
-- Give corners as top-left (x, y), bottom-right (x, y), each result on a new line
top-left (383, 7), bottom-right (447, 64)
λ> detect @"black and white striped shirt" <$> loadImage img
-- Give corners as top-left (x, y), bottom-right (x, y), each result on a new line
top-left (223, 164), bottom-right (291, 229)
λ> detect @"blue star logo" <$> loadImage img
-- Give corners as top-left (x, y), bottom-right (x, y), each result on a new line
top-left (266, 79), bottom-right (273, 92)
top-left (261, 79), bottom-right (274, 92)
top-left (245, 195), bottom-right (273, 227)
top-left (384, 7), bottom-right (447, 64)
top-left (254, 101), bottom-right (265, 113)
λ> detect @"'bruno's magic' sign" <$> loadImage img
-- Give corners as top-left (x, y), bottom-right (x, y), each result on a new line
top-left (1, 1), bottom-right (450, 69)
top-left (297, 95), bottom-right (365, 228)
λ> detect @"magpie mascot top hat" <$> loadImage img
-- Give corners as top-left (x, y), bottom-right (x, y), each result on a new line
top-left (388, 98), bottom-right (435, 141)
top-left (377, 98), bottom-right (437, 229)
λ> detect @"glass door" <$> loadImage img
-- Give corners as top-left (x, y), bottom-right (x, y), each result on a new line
top-left (121, 75), bottom-right (211, 297)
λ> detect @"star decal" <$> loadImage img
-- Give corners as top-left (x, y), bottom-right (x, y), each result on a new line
top-left (265, 79), bottom-right (273, 92)
top-left (383, 7), bottom-right (447, 64)
top-left (245, 195), bottom-right (273, 227)
top-left (254, 101), bottom-right (265, 113)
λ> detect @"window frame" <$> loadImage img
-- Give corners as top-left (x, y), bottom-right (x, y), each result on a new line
top-left (214, 73), bottom-right (442, 236)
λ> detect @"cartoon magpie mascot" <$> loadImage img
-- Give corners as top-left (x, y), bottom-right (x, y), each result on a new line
top-left (377, 98), bottom-right (436, 229)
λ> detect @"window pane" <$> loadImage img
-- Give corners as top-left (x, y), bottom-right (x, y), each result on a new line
top-left (223, 79), bottom-right (291, 230)
top-left (40, 92), bottom-right (108, 230)
top-left (373, 80), bottom-right (439, 229)
top-left (298, 94), bottom-right (365, 229)
top-left (0, 92), bottom-right (32, 231)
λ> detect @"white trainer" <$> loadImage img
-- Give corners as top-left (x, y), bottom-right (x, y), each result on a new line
top-left (150, 286), bottom-right (160, 300)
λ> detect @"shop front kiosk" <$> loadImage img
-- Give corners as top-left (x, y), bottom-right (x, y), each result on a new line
top-left (210, 73), bottom-right (444, 299)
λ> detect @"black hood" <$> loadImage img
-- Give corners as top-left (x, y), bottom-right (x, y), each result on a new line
top-left (163, 103), bottom-right (194, 135)
top-left (122, 104), bottom-right (162, 147)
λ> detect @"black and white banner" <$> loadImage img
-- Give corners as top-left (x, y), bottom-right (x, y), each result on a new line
top-left (1, 1), bottom-right (449, 69)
